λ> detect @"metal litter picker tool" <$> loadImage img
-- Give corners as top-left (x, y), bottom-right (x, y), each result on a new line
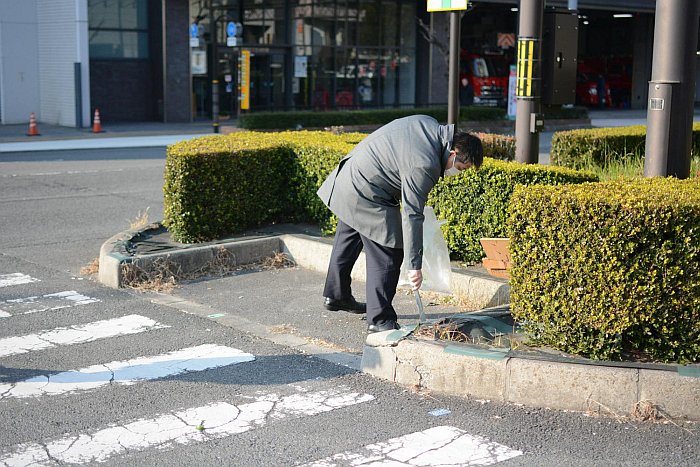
top-left (414, 290), bottom-right (426, 324)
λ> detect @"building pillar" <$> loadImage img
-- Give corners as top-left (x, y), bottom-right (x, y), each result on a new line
top-left (162, 0), bottom-right (191, 122)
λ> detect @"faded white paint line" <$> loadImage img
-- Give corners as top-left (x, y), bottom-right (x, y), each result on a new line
top-left (0, 315), bottom-right (169, 358)
top-left (0, 290), bottom-right (100, 317)
top-left (302, 426), bottom-right (523, 466)
top-left (0, 344), bottom-right (254, 399)
top-left (0, 388), bottom-right (374, 465)
top-left (0, 273), bottom-right (40, 288)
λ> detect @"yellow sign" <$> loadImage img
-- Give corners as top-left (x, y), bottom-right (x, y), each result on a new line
top-left (427, 0), bottom-right (468, 12)
top-left (240, 49), bottom-right (250, 110)
top-left (516, 38), bottom-right (538, 98)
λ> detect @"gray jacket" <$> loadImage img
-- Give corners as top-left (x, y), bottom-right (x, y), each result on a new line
top-left (317, 115), bottom-right (454, 269)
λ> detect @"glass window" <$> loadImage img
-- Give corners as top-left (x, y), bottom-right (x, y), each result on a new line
top-left (88, 0), bottom-right (149, 59)
top-left (89, 31), bottom-right (149, 59)
top-left (400, 1), bottom-right (416, 47)
top-left (381, 2), bottom-right (398, 47)
top-left (358, 0), bottom-right (379, 46)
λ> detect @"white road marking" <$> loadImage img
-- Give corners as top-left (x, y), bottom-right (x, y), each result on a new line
top-left (0, 290), bottom-right (100, 317)
top-left (0, 273), bottom-right (40, 288)
top-left (0, 388), bottom-right (374, 465)
top-left (0, 344), bottom-right (254, 399)
top-left (0, 315), bottom-right (169, 358)
top-left (302, 426), bottom-right (523, 466)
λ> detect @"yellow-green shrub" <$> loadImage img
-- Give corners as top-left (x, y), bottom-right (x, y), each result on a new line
top-left (508, 178), bottom-right (700, 363)
top-left (550, 122), bottom-right (700, 170)
top-left (163, 132), bottom-right (356, 242)
top-left (429, 159), bottom-right (598, 263)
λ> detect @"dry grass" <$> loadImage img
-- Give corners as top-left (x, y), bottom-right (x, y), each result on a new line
top-left (121, 257), bottom-right (180, 292)
top-left (128, 207), bottom-right (150, 230)
top-left (122, 249), bottom-right (295, 292)
top-left (261, 252), bottom-right (296, 270)
top-left (80, 257), bottom-right (100, 275)
top-left (585, 397), bottom-right (695, 433)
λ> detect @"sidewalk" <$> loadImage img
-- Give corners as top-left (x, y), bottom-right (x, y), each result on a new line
top-left (0, 120), bottom-right (224, 153)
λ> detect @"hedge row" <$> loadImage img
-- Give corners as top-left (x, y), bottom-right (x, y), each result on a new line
top-left (163, 132), bottom-right (359, 242)
top-left (164, 130), bottom-right (591, 266)
top-left (238, 106), bottom-right (506, 130)
top-left (550, 122), bottom-right (700, 170)
top-left (508, 177), bottom-right (700, 363)
top-left (429, 160), bottom-right (598, 263)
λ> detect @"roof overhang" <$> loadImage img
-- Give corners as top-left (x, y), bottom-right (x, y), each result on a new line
top-left (472, 0), bottom-right (656, 14)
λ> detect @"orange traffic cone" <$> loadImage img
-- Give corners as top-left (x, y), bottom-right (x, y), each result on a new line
top-left (92, 108), bottom-right (104, 133)
top-left (27, 112), bottom-right (40, 136)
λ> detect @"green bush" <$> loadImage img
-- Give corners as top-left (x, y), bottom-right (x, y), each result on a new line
top-left (550, 122), bottom-right (700, 170)
top-left (163, 132), bottom-right (357, 242)
top-left (475, 132), bottom-right (515, 161)
top-left (507, 178), bottom-right (700, 363)
top-left (429, 159), bottom-right (598, 263)
top-left (238, 106), bottom-right (506, 130)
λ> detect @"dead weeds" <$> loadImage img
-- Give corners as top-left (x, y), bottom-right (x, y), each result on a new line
top-left (80, 257), bottom-right (100, 275)
top-left (586, 397), bottom-right (695, 433)
top-left (128, 207), bottom-right (150, 230)
top-left (122, 248), bottom-right (296, 292)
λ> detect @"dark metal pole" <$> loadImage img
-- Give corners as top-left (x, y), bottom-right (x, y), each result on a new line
top-left (644, 0), bottom-right (700, 178)
top-left (447, 11), bottom-right (460, 125)
top-left (74, 62), bottom-right (83, 128)
top-left (210, 3), bottom-right (220, 133)
top-left (515, 0), bottom-right (544, 164)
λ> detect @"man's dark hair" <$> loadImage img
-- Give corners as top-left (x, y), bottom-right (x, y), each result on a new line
top-left (452, 132), bottom-right (484, 168)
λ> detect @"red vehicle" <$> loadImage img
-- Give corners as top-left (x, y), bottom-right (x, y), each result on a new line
top-left (460, 51), bottom-right (509, 106)
top-left (576, 70), bottom-right (612, 108)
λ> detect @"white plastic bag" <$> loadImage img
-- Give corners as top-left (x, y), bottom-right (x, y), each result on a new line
top-left (398, 206), bottom-right (452, 294)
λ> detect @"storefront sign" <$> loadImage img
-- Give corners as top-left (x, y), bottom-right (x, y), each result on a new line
top-left (239, 50), bottom-right (250, 110)
top-left (191, 50), bottom-right (206, 75)
top-left (294, 56), bottom-right (308, 78)
top-left (427, 0), bottom-right (468, 12)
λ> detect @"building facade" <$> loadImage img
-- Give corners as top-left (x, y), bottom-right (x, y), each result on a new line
top-left (0, 0), bottom-right (698, 126)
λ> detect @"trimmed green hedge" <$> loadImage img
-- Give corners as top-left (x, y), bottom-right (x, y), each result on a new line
top-left (508, 178), bottom-right (700, 363)
top-left (550, 122), bottom-right (700, 170)
top-left (429, 160), bottom-right (598, 263)
top-left (164, 130), bottom-right (591, 265)
top-left (163, 132), bottom-right (357, 242)
top-left (238, 106), bottom-right (506, 130)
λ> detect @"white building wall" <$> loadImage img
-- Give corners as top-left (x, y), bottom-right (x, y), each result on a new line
top-left (37, 0), bottom-right (90, 127)
top-left (0, 0), bottom-right (40, 124)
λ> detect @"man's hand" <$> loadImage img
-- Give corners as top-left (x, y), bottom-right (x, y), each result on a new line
top-left (407, 269), bottom-right (423, 290)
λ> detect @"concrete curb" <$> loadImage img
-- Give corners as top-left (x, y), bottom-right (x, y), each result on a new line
top-left (99, 226), bottom-right (510, 310)
top-left (361, 332), bottom-right (700, 421)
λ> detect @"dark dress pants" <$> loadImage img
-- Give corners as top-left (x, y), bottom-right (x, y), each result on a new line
top-left (323, 220), bottom-right (404, 325)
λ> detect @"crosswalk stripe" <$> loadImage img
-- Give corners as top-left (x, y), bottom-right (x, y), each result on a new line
top-left (0, 344), bottom-right (254, 399)
top-left (0, 273), bottom-right (40, 288)
top-left (0, 315), bottom-right (169, 358)
top-left (0, 290), bottom-right (100, 317)
top-left (0, 388), bottom-right (374, 465)
top-left (301, 426), bottom-right (523, 466)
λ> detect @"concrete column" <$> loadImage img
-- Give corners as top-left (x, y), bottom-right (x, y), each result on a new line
top-left (162, 0), bottom-right (191, 123)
